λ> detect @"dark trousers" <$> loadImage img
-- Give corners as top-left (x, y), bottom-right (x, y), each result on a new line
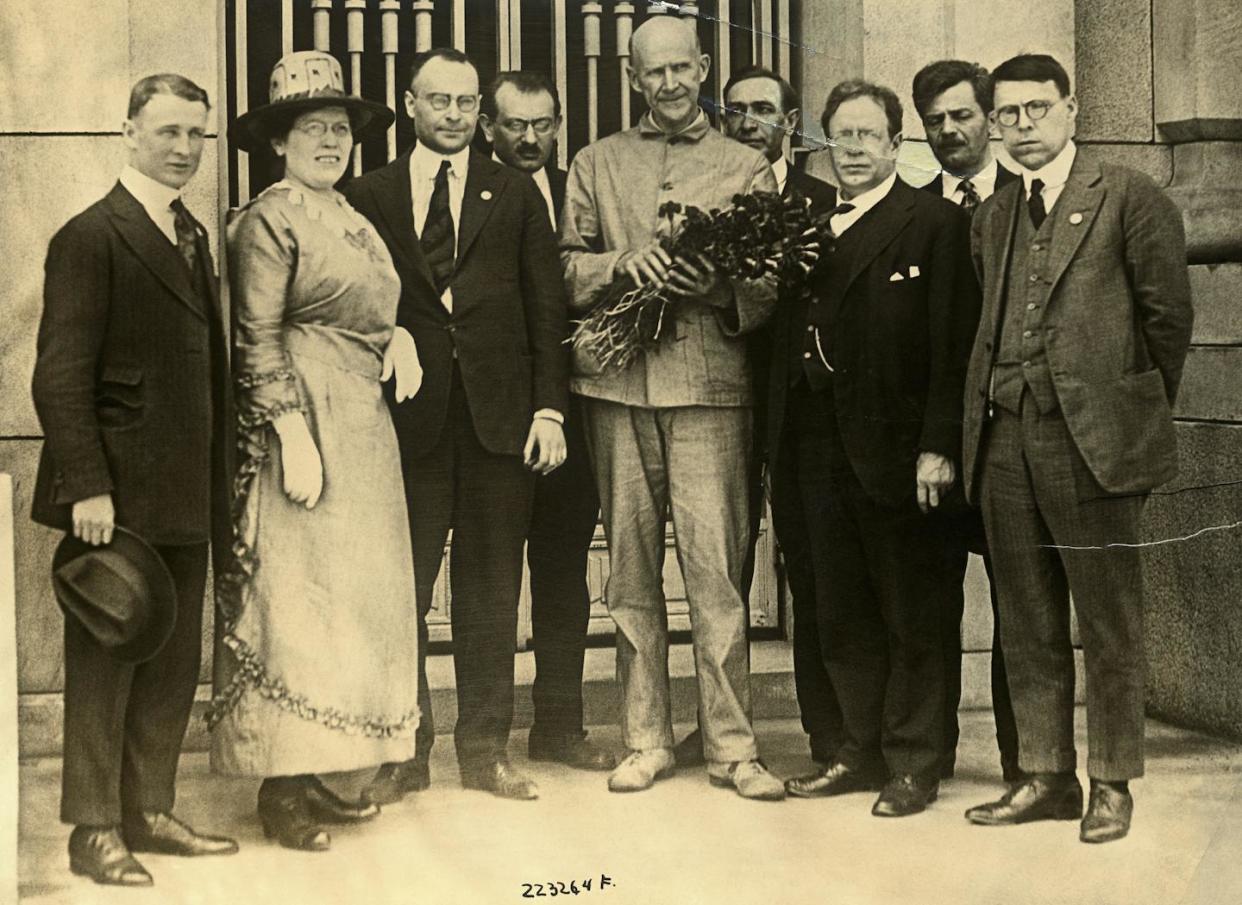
top-left (61, 542), bottom-right (207, 826)
top-left (786, 383), bottom-right (948, 778)
top-left (940, 522), bottom-right (1020, 776)
top-left (402, 368), bottom-right (535, 771)
top-left (770, 402), bottom-right (844, 763)
top-left (979, 395), bottom-right (1147, 780)
top-left (526, 394), bottom-right (600, 740)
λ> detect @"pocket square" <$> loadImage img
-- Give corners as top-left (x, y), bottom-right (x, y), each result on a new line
top-left (909, 265), bottom-right (921, 278)
top-left (889, 272), bottom-right (905, 282)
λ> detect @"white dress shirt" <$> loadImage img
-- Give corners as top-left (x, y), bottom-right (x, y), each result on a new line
top-left (119, 165), bottom-right (181, 245)
top-left (410, 142), bottom-right (470, 312)
top-left (492, 152), bottom-right (557, 229)
top-left (831, 171), bottom-right (898, 235)
top-left (940, 157), bottom-right (1000, 204)
top-left (770, 156), bottom-right (789, 195)
top-left (1019, 140), bottom-right (1077, 214)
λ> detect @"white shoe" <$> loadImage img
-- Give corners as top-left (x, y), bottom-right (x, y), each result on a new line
top-left (608, 748), bottom-right (676, 793)
top-left (708, 759), bottom-right (787, 801)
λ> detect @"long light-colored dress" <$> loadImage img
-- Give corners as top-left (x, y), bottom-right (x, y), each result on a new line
top-left (209, 181), bottom-right (419, 776)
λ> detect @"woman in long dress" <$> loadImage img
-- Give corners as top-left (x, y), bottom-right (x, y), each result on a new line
top-left (208, 51), bottom-right (422, 852)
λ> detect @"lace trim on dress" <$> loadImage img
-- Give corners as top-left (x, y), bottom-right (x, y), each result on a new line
top-left (205, 364), bottom-right (416, 739)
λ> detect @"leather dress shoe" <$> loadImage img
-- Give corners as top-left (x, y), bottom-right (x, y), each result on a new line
top-left (529, 731), bottom-right (619, 771)
top-left (673, 728), bottom-right (705, 767)
top-left (872, 774), bottom-right (939, 817)
top-left (362, 758), bottom-right (430, 805)
top-left (460, 760), bottom-right (539, 800)
top-left (965, 771), bottom-right (1083, 826)
top-left (122, 811), bottom-right (238, 856)
top-left (68, 826), bottom-right (153, 887)
top-left (304, 775), bottom-right (380, 823)
top-left (785, 760), bottom-right (885, 799)
top-left (1080, 780), bottom-right (1133, 844)
top-left (257, 779), bottom-right (330, 852)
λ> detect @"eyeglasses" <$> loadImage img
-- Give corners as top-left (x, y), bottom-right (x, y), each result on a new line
top-left (994, 99), bottom-right (1061, 127)
top-left (498, 117), bottom-right (556, 136)
top-left (294, 121), bottom-right (352, 139)
top-left (418, 92), bottom-right (479, 113)
top-left (828, 128), bottom-right (888, 147)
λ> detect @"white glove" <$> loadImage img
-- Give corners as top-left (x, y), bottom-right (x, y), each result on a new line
top-left (273, 412), bottom-right (324, 509)
top-left (382, 326), bottom-right (423, 403)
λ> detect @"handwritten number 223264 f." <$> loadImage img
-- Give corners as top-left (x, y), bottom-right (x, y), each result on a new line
top-left (521, 875), bottom-right (614, 897)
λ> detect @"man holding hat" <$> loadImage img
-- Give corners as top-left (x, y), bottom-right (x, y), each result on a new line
top-left (31, 73), bottom-right (237, 887)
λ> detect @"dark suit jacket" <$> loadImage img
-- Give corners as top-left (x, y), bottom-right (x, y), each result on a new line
top-left (344, 150), bottom-right (569, 459)
top-left (30, 183), bottom-right (231, 547)
top-left (547, 165), bottom-right (567, 227)
top-left (751, 165), bottom-right (839, 448)
top-left (922, 160), bottom-right (1019, 199)
top-left (962, 153), bottom-right (1194, 501)
top-left (768, 177), bottom-right (981, 507)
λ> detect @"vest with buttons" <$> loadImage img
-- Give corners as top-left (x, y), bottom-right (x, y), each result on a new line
top-left (991, 204), bottom-right (1059, 414)
top-left (790, 216), bottom-right (871, 391)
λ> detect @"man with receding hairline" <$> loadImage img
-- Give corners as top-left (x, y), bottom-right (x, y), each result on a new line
top-left (561, 16), bottom-right (786, 800)
top-left (32, 72), bottom-right (237, 887)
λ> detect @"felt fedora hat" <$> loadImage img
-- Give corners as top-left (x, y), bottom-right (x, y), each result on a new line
top-left (230, 50), bottom-right (395, 153)
top-left (52, 525), bottom-right (177, 665)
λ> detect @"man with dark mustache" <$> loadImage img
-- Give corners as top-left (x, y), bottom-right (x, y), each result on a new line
top-left (911, 58), bottom-right (1022, 785)
top-left (479, 71), bottom-right (617, 773)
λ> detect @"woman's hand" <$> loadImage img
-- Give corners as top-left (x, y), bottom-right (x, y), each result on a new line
top-left (273, 412), bottom-right (324, 508)
top-left (382, 326), bottom-right (423, 402)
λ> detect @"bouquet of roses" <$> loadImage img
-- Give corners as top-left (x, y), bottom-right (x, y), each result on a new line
top-left (571, 190), bottom-right (825, 371)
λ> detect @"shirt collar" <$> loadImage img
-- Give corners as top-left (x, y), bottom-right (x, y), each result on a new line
top-left (1020, 139), bottom-right (1076, 194)
top-left (771, 157), bottom-right (789, 193)
top-left (638, 109), bottom-right (710, 143)
top-left (491, 151), bottom-right (552, 193)
top-left (119, 164), bottom-right (181, 215)
top-left (948, 156), bottom-right (998, 191)
top-left (840, 170), bottom-right (898, 214)
top-left (411, 141), bottom-right (471, 181)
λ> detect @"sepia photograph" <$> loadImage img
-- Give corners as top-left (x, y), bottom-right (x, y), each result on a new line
top-left (1, 1), bottom-right (1240, 903)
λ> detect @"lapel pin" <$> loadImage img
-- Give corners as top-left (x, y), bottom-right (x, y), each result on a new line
top-left (1069, 212), bottom-right (1083, 225)
top-left (481, 190), bottom-right (493, 201)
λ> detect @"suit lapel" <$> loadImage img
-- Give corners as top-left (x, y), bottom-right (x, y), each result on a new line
top-left (984, 179), bottom-right (1023, 335)
top-left (104, 184), bottom-right (205, 320)
top-left (370, 153), bottom-right (437, 293)
top-left (1041, 155), bottom-right (1105, 296)
top-left (841, 179), bottom-right (915, 293)
top-left (456, 152), bottom-right (506, 266)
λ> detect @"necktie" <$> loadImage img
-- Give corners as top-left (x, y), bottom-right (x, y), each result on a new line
top-left (958, 178), bottom-right (982, 214)
top-left (170, 198), bottom-right (199, 275)
top-left (827, 202), bottom-right (856, 236)
top-left (420, 159), bottom-right (456, 295)
top-left (1028, 178), bottom-right (1047, 230)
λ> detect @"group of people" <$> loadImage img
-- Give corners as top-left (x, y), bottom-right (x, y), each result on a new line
top-left (31, 13), bottom-right (1192, 889)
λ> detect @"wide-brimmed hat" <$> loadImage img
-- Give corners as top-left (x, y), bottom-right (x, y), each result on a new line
top-left (230, 50), bottom-right (395, 153)
top-left (52, 525), bottom-right (177, 664)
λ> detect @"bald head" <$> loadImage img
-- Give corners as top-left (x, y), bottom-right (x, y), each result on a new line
top-left (627, 16), bottom-right (709, 133)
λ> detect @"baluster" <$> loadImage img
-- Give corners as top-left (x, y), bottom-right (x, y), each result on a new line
top-left (777, 0), bottom-right (791, 80)
top-left (616, 2), bottom-right (634, 129)
top-left (583, 1), bottom-right (602, 144)
top-left (679, 2), bottom-right (699, 16)
top-left (647, 1), bottom-right (670, 13)
top-left (411, 0), bottom-right (434, 52)
top-left (281, 0), bottom-right (294, 54)
top-left (553, 0), bottom-right (569, 168)
top-left (452, 0), bottom-right (466, 51)
top-left (382, 0), bottom-right (400, 160)
top-left (346, 0), bottom-right (366, 176)
top-left (714, 0), bottom-right (730, 127)
top-left (509, 0), bottom-right (522, 69)
top-left (754, 0), bottom-right (773, 68)
top-left (312, 0), bottom-right (332, 51)
top-left (235, 0), bottom-right (251, 201)
top-left (498, 0), bottom-right (511, 70)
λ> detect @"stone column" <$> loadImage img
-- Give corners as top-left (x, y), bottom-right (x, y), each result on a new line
top-left (1142, 0), bottom-right (1242, 740)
